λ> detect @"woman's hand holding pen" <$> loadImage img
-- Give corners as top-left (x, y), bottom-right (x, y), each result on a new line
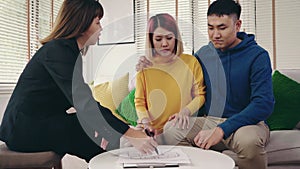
top-left (124, 127), bottom-right (158, 155)
top-left (144, 128), bottom-right (159, 155)
top-left (135, 118), bottom-right (159, 154)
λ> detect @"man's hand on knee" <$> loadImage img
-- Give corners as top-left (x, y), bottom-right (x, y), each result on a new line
top-left (194, 127), bottom-right (224, 150)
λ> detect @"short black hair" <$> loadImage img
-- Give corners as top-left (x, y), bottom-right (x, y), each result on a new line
top-left (207, 0), bottom-right (241, 19)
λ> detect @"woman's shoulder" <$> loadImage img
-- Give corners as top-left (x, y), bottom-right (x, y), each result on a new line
top-left (43, 38), bottom-right (77, 49)
top-left (33, 38), bottom-right (79, 62)
top-left (179, 53), bottom-right (198, 63)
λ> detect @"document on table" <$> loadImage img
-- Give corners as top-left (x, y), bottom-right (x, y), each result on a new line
top-left (117, 146), bottom-right (191, 166)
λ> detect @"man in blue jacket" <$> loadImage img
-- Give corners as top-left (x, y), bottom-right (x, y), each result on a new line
top-left (161, 0), bottom-right (274, 169)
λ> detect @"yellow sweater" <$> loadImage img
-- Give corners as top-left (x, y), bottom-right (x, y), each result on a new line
top-left (135, 54), bottom-right (206, 132)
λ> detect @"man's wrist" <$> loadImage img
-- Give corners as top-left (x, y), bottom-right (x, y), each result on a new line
top-left (216, 126), bottom-right (225, 138)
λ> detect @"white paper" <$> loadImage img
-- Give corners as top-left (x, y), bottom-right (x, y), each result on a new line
top-left (117, 147), bottom-right (191, 165)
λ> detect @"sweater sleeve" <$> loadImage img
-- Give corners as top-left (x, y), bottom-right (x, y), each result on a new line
top-left (135, 71), bottom-right (149, 121)
top-left (185, 58), bottom-right (206, 114)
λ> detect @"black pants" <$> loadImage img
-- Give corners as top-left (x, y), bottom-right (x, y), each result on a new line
top-left (7, 112), bottom-right (104, 162)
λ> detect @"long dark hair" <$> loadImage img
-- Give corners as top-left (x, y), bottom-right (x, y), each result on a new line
top-left (40, 0), bottom-right (104, 44)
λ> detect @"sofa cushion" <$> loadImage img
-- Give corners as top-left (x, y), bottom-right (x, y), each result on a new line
top-left (91, 73), bottom-right (130, 123)
top-left (0, 144), bottom-right (61, 168)
top-left (116, 88), bottom-right (138, 126)
top-left (267, 130), bottom-right (300, 165)
top-left (266, 70), bottom-right (300, 130)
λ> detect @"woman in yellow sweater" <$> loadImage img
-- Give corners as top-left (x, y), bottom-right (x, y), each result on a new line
top-left (135, 13), bottom-right (206, 136)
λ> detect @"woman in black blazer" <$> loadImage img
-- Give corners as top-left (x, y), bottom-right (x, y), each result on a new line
top-left (0, 0), bottom-right (157, 162)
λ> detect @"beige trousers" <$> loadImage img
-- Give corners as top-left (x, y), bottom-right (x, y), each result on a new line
top-left (161, 116), bottom-right (270, 169)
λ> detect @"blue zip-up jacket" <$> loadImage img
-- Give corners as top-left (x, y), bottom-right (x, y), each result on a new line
top-left (195, 32), bottom-right (275, 139)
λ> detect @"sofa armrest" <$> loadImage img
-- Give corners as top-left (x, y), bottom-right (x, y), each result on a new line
top-left (295, 121), bottom-right (300, 129)
top-left (278, 69), bottom-right (300, 83)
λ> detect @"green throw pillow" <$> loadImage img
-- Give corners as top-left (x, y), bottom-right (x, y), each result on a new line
top-left (266, 70), bottom-right (300, 130)
top-left (115, 88), bottom-right (138, 126)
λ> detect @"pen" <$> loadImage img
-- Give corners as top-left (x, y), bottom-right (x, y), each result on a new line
top-left (144, 128), bottom-right (159, 155)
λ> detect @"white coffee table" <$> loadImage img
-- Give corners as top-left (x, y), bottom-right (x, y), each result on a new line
top-left (89, 145), bottom-right (235, 169)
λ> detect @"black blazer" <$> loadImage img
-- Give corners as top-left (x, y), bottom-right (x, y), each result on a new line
top-left (0, 38), bottom-right (129, 150)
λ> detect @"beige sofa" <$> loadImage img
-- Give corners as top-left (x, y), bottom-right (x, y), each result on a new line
top-left (223, 69), bottom-right (300, 169)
